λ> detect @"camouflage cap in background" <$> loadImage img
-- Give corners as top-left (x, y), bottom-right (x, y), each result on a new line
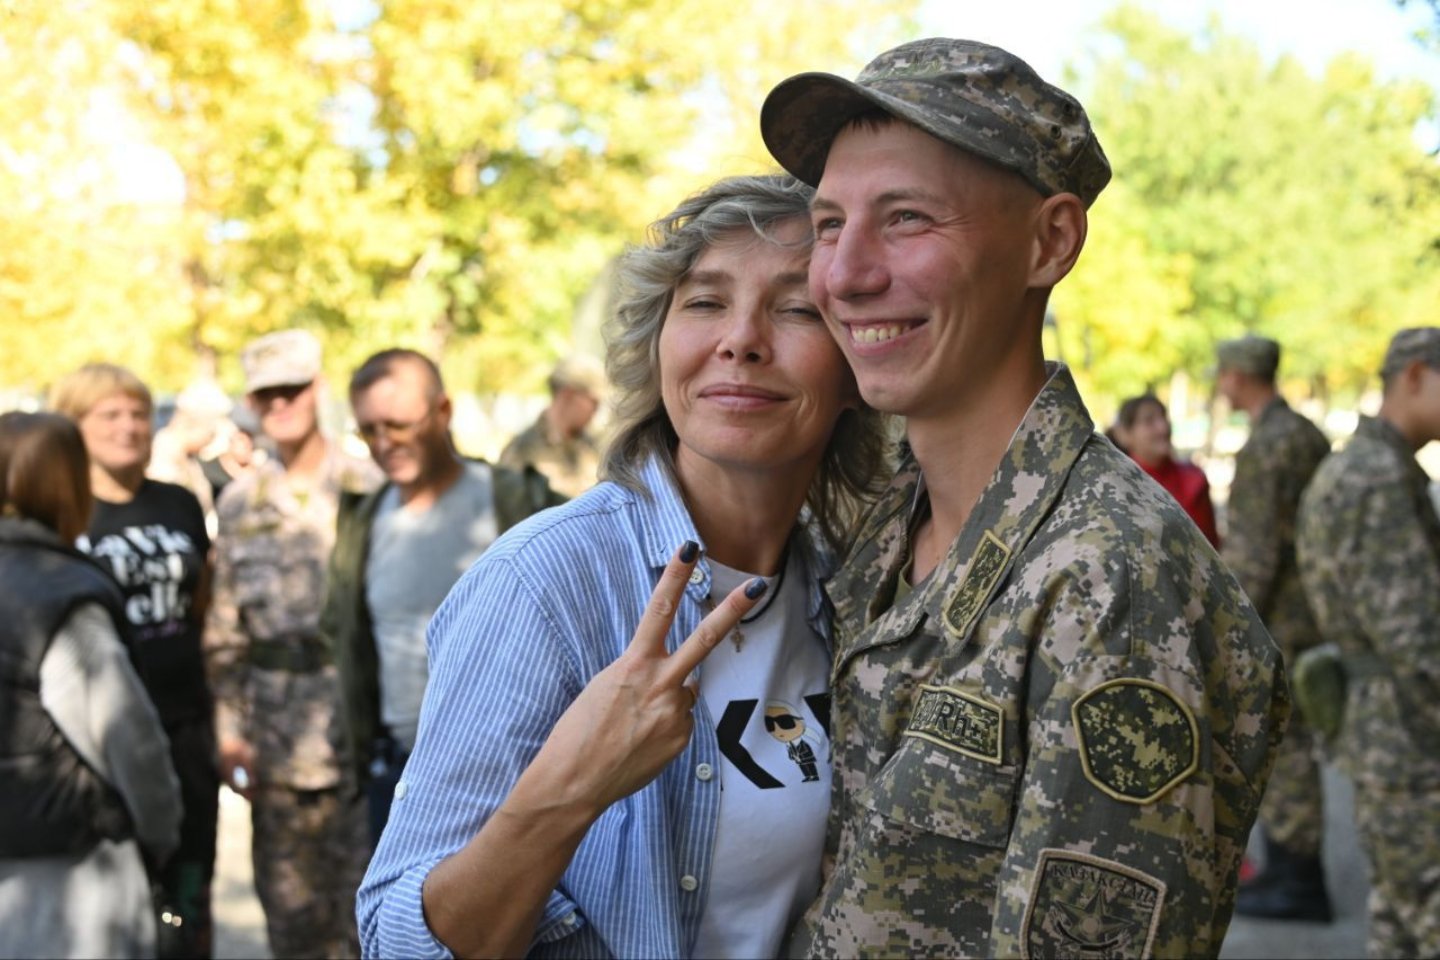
top-left (1215, 335), bottom-right (1281, 378)
top-left (242, 329), bottom-right (323, 394)
top-left (548, 354), bottom-right (609, 400)
top-left (760, 37), bottom-right (1112, 207)
top-left (1380, 326), bottom-right (1440, 379)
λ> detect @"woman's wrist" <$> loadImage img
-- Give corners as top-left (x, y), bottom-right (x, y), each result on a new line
top-left (500, 760), bottom-right (606, 841)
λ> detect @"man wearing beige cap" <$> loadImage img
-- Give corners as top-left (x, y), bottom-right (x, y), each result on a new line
top-left (205, 329), bottom-right (380, 958)
top-left (1213, 334), bottom-right (1335, 924)
top-left (1297, 327), bottom-right (1440, 959)
top-left (499, 354), bottom-right (606, 499)
top-left (761, 38), bottom-right (1288, 957)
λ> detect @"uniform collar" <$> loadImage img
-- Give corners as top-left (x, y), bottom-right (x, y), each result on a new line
top-left (830, 363), bottom-right (1096, 669)
top-left (1357, 414), bottom-right (1416, 458)
top-left (1256, 395), bottom-right (1290, 425)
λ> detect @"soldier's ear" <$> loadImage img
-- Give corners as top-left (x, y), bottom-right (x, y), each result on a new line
top-left (1028, 193), bottom-right (1086, 290)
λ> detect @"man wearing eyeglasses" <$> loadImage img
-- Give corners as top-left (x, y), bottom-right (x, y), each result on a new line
top-left (323, 349), bottom-right (565, 850)
top-left (205, 328), bottom-right (381, 959)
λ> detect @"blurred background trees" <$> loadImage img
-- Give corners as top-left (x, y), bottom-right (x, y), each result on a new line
top-left (1052, 4), bottom-right (1440, 410)
top-left (2, 0), bottom-right (1437, 413)
top-left (2, 0), bottom-right (914, 395)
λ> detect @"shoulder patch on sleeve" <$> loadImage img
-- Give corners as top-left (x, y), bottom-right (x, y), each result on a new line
top-left (943, 529), bottom-right (1011, 640)
top-left (1021, 848), bottom-right (1166, 960)
top-left (1072, 678), bottom-right (1198, 805)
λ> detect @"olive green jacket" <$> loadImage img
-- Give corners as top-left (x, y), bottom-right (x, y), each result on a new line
top-left (321, 459), bottom-right (565, 786)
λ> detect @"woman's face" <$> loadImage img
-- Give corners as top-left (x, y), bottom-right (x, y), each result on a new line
top-left (1128, 401), bottom-right (1173, 465)
top-left (660, 218), bottom-right (857, 484)
top-left (78, 392), bottom-right (152, 475)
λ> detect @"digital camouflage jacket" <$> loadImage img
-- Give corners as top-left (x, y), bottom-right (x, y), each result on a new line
top-left (790, 365), bottom-right (1289, 959)
top-left (1296, 414), bottom-right (1440, 792)
top-left (205, 442), bottom-right (380, 791)
top-left (1221, 396), bottom-right (1330, 661)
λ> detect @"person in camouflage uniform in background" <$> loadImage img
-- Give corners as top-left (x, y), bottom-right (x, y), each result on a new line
top-left (1214, 335), bottom-right (1335, 923)
top-left (761, 38), bottom-right (1290, 959)
top-left (205, 330), bottom-right (381, 959)
top-left (1296, 327), bottom-right (1440, 959)
top-left (497, 355), bottom-right (607, 500)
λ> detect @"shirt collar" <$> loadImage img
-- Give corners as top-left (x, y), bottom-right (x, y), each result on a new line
top-left (630, 450), bottom-right (834, 640)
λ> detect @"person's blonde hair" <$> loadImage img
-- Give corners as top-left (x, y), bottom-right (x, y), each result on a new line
top-left (49, 363), bottom-right (153, 422)
top-left (0, 412), bottom-right (93, 543)
top-left (601, 173), bottom-right (890, 552)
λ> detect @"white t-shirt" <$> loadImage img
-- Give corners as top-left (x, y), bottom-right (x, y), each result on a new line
top-left (366, 461), bottom-right (499, 751)
top-left (692, 551), bottom-right (832, 959)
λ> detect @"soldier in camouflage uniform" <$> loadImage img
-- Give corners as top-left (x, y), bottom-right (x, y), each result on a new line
top-left (497, 355), bottom-right (606, 499)
top-left (762, 38), bottom-right (1290, 958)
top-left (1296, 327), bottom-right (1440, 959)
top-left (205, 330), bottom-right (381, 959)
top-left (1214, 335), bottom-right (1335, 922)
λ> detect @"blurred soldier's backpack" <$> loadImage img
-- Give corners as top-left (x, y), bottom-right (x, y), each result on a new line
top-left (1292, 643), bottom-right (1345, 741)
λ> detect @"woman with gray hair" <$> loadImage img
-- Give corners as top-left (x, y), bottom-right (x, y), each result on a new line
top-left (358, 174), bottom-right (889, 959)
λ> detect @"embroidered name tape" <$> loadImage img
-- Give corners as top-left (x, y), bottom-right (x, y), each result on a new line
top-left (905, 683), bottom-right (1004, 765)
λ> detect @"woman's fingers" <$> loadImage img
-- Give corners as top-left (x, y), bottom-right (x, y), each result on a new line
top-left (659, 577), bottom-right (767, 687)
top-left (626, 540), bottom-right (701, 659)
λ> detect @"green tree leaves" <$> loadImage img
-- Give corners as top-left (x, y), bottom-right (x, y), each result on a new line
top-left (1063, 5), bottom-right (1440, 404)
top-left (1, 0), bottom-right (910, 395)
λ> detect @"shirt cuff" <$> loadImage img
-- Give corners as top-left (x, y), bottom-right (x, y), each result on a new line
top-left (533, 887), bottom-right (586, 944)
top-left (369, 857), bottom-right (453, 960)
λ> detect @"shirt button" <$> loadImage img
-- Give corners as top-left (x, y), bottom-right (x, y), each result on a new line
top-left (696, 763), bottom-right (713, 781)
top-left (562, 913), bottom-right (578, 928)
top-left (688, 568), bottom-right (705, 585)
top-left (679, 875), bottom-right (699, 892)
top-left (394, 781), bottom-right (408, 801)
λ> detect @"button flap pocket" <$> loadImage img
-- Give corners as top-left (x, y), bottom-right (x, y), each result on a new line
top-left (859, 734), bottom-right (1019, 848)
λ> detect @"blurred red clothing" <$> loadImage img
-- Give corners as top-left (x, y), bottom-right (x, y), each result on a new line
top-left (1135, 455), bottom-right (1222, 548)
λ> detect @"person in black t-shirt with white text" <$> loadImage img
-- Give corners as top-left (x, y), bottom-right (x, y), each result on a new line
top-left (52, 363), bottom-right (218, 960)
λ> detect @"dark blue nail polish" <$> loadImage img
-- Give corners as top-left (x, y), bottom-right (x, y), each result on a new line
top-left (744, 578), bottom-right (769, 600)
top-left (679, 540), bottom-right (699, 563)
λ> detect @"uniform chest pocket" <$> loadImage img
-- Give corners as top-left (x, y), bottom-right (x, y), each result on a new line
top-left (858, 735), bottom-right (1019, 849)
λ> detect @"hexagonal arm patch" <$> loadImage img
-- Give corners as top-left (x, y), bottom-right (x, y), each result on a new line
top-left (1072, 678), bottom-right (1199, 805)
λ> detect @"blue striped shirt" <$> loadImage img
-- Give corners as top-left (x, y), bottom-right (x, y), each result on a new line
top-left (356, 455), bottom-right (833, 959)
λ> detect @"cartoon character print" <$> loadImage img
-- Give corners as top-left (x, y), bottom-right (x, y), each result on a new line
top-left (765, 699), bottom-right (821, 782)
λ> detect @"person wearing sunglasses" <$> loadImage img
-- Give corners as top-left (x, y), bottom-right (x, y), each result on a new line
top-left (205, 329), bottom-right (381, 959)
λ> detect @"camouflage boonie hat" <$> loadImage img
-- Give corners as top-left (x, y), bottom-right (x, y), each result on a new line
top-left (1215, 335), bottom-right (1281, 378)
top-left (1380, 326), bottom-right (1440, 379)
top-left (760, 37), bottom-right (1111, 207)
top-left (242, 330), bottom-right (323, 393)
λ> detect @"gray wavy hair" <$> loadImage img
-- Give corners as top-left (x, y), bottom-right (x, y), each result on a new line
top-left (600, 173), bottom-right (891, 552)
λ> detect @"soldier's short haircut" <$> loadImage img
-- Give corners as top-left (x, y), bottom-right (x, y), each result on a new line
top-left (349, 349), bottom-right (445, 403)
